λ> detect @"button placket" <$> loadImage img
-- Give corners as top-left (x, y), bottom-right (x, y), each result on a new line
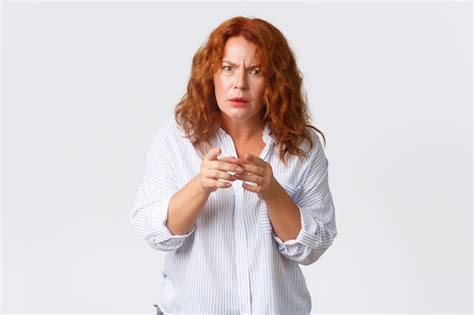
top-left (219, 126), bottom-right (275, 314)
top-left (221, 131), bottom-right (250, 312)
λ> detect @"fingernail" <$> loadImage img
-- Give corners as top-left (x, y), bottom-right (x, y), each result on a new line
top-left (236, 167), bottom-right (243, 172)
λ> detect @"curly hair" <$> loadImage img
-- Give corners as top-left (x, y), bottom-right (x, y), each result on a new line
top-left (174, 16), bottom-right (326, 165)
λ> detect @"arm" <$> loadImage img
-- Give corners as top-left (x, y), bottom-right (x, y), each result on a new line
top-left (269, 135), bottom-right (338, 265)
top-left (264, 184), bottom-right (301, 242)
top-left (129, 129), bottom-right (202, 251)
top-left (166, 175), bottom-right (210, 235)
top-left (130, 127), bottom-right (240, 251)
top-left (166, 149), bottom-right (242, 235)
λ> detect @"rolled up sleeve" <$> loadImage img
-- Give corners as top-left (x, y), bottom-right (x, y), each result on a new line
top-left (129, 129), bottom-right (196, 251)
top-left (272, 135), bottom-right (337, 265)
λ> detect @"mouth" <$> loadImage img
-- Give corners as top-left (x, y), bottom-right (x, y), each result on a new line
top-left (228, 98), bottom-right (249, 106)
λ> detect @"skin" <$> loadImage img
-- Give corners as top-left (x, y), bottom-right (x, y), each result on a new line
top-left (167, 36), bottom-right (301, 242)
top-left (213, 35), bottom-right (266, 143)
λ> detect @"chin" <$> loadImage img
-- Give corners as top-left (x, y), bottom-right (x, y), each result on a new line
top-left (223, 111), bottom-right (252, 121)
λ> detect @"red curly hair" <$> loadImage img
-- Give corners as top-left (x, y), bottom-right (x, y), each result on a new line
top-left (174, 16), bottom-right (326, 165)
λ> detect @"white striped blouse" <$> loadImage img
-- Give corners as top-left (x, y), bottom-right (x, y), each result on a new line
top-left (129, 115), bottom-right (338, 315)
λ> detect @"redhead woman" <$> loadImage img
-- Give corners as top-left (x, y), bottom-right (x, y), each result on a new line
top-left (130, 16), bottom-right (338, 315)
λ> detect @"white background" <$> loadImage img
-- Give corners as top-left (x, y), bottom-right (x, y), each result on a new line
top-left (1, 1), bottom-right (472, 314)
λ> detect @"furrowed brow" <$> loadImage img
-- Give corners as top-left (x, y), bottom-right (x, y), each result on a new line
top-left (222, 60), bottom-right (261, 69)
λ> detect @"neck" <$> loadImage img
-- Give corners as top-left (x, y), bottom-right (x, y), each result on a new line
top-left (219, 116), bottom-right (264, 143)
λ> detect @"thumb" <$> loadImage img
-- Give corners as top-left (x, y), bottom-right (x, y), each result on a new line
top-left (205, 147), bottom-right (221, 160)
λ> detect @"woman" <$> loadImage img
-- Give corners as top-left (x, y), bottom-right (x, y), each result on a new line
top-left (130, 16), bottom-right (338, 315)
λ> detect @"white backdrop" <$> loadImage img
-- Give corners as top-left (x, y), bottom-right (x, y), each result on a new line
top-left (1, 1), bottom-right (472, 314)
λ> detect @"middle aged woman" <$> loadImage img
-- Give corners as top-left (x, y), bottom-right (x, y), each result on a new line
top-left (130, 16), bottom-right (338, 315)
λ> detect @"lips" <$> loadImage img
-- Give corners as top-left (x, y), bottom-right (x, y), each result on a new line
top-left (228, 97), bottom-right (249, 103)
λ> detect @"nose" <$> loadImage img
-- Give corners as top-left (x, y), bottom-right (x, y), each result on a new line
top-left (234, 68), bottom-right (248, 90)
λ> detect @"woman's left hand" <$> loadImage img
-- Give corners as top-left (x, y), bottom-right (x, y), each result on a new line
top-left (233, 154), bottom-right (281, 201)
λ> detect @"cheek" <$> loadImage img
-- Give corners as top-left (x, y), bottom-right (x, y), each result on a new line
top-left (253, 83), bottom-right (266, 101)
top-left (213, 80), bottom-right (222, 99)
top-left (214, 77), bottom-right (229, 98)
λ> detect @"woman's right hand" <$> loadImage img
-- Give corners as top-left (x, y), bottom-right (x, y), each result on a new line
top-left (198, 147), bottom-right (244, 194)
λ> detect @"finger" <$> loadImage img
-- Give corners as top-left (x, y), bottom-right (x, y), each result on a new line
top-left (233, 157), bottom-right (251, 164)
top-left (244, 154), bottom-right (266, 167)
top-left (203, 169), bottom-right (237, 182)
top-left (219, 157), bottom-right (244, 174)
top-left (214, 179), bottom-right (233, 188)
top-left (234, 172), bottom-right (263, 185)
top-left (219, 181), bottom-right (233, 188)
top-left (210, 159), bottom-right (244, 174)
top-left (233, 156), bottom-right (265, 175)
top-left (236, 163), bottom-right (265, 177)
top-left (204, 147), bottom-right (221, 161)
top-left (219, 156), bottom-right (240, 163)
top-left (203, 177), bottom-right (232, 189)
top-left (242, 182), bottom-right (261, 193)
top-left (202, 156), bottom-right (239, 170)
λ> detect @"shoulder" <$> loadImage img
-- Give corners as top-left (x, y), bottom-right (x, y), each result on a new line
top-left (299, 126), bottom-right (325, 159)
top-left (156, 115), bottom-right (180, 137)
top-left (151, 115), bottom-right (186, 146)
top-left (294, 127), bottom-right (329, 191)
top-left (297, 126), bottom-right (328, 182)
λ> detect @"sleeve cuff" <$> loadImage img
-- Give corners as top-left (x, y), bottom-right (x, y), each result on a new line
top-left (272, 225), bottom-right (321, 249)
top-left (272, 204), bottom-right (326, 250)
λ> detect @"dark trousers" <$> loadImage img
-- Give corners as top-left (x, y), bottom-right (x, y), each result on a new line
top-left (153, 304), bottom-right (164, 315)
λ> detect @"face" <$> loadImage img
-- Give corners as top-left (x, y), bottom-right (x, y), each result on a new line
top-left (213, 36), bottom-right (266, 126)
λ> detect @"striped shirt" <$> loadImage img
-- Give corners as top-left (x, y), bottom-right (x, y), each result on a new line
top-left (129, 115), bottom-right (337, 314)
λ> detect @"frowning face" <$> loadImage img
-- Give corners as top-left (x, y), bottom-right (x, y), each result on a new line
top-left (213, 36), bottom-right (266, 125)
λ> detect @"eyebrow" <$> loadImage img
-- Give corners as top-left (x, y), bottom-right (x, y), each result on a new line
top-left (222, 60), bottom-right (261, 69)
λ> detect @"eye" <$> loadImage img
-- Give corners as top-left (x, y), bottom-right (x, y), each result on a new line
top-left (222, 65), bottom-right (232, 71)
top-left (251, 68), bottom-right (262, 76)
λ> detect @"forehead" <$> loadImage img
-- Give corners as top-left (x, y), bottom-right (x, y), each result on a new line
top-left (222, 36), bottom-right (260, 63)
